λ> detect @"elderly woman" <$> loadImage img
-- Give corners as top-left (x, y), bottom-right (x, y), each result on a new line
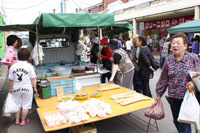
top-left (155, 33), bottom-right (200, 133)
top-left (137, 36), bottom-right (155, 97)
top-left (107, 39), bottom-right (134, 89)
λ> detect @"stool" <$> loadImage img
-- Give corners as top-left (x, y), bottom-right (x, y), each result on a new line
top-left (146, 117), bottom-right (159, 133)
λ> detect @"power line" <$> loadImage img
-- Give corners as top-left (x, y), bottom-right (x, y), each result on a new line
top-left (1, 0), bottom-right (52, 10)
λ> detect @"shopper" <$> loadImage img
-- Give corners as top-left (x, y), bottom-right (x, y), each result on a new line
top-left (137, 36), bottom-right (155, 97)
top-left (16, 37), bottom-right (22, 50)
top-left (131, 34), bottom-right (142, 93)
top-left (147, 35), bottom-right (152, 51)
top-left (1, 35), bottom-right (19, 69)
top-left (9, 48), bottom-right (37, 126)
top-left (160, 37), bottom-right (171, 68)
top-left (107, 39), bottom-right (134, 89)
top-left (90, 37), bottom-right (100, 64)
top-left (192, 35), bottom-right (199, 54)
top-left (98, 37), bottom-right (112, 83)
top-left (125, 38), bottom-right (132, 57)
top-left (155, 33), bottom-right (200, 133)
top-left (187, 38), bottom-right (194, 52)
top-left (159, 35), bottom-right (167, 69)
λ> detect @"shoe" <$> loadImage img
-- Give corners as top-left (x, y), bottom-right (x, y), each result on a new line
top-left (15, 121), bottom-right (20, 125)
top-left (20, 119), bottom-right (30, 126)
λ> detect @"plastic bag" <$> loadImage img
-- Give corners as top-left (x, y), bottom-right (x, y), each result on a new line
top-left (178, 90), bottom-right (200, 125)
top-left (2, 97), bottom-right (11, 117)
top-left (3, 93), bottom-right (19, 114)
top-left (144, 100), bottom-right (165, 120)
top-left (189, 71), bottom-right (200, 92)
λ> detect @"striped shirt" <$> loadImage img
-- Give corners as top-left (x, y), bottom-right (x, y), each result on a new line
top-left (156, 52), bottom-right (200, 99)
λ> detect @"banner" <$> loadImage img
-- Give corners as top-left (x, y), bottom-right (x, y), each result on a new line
top-left (144, 15), bottom-right (193, 30)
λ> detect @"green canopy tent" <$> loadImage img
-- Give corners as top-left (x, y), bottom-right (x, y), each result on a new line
top-left (34, 13), bottom-right (115, 27)
top-left (0, 24), bottom-right (36, 31)
top-left (168, 19), bottom-right (200, 33)
top-left (0, 13), bottom-right (133, 43)
top-left (102, 22), bottom-right (133, 36)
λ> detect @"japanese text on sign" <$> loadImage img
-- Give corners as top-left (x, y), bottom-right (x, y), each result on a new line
top-left (144, 16), bottom-right (193, 30)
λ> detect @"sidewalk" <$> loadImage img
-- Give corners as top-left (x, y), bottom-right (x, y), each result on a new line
top-left (0, 65), bottom-right (8, 91)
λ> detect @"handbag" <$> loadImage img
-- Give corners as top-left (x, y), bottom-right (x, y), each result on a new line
top-left (144, 100), bottom-right (165, 120)
top-left (145, 100), bottom-right (165, 120)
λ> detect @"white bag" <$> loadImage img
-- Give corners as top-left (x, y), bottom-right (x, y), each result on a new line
top-left (178, 90), bottom-right (200, 125)
top-left (4, 93), bottom-right (19, 114)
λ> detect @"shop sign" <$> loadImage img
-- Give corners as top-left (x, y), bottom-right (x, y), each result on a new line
top-left (144, 16), bottom-right (193, 30)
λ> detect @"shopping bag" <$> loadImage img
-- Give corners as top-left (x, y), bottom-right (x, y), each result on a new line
top-left (144, 100), bottom-right (165, 120)
top-left (4, 93), bottom-right (19, 114)
top-left (189, 71), bottom-right (200, 92)
top-left (177, 90), bottom-right (200, 125)
top-left (2, 97), bottom-right (11, 117)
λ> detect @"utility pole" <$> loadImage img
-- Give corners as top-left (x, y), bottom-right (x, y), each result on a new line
top-left (63, 0), bottom-right (67, 13)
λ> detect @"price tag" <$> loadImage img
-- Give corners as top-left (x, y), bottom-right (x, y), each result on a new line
top-left (56, 86), bottom-right (64, 97)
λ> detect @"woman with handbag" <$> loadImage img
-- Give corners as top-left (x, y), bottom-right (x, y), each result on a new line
top-left (137, 36), bottom-right (156, 97)
top-left (155, 33), bottom-right (200, 133)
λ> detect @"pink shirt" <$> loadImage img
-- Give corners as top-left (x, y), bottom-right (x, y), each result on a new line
top-left (1, 46), bottom-right (18, 64)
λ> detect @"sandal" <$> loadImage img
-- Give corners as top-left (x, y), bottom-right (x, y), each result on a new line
top-left (20, 119), bottom-right (30, 126)
top-left (15, 121), bottom-right (20, 125)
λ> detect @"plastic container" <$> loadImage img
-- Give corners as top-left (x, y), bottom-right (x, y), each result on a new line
top-left (51, 66), bottom-right (72, 76)
top-left (38, 87), bottom-right (50, 99)
top-left (35, 69), bottom-right (48, 78)
top-left (72, 66), bottom-right (85, 73)
top-left (46, 72), bottom-right (53, 77)
top-left (38, 81), bottom-right (50, 99)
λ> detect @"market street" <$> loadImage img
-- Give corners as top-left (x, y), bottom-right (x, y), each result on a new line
top-left (0, 61), bottom-right (196, 133)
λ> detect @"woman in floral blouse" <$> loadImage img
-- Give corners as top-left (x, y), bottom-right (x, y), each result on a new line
top-left (1, 35), bottom-right (19, 69)
top-left (155, 32), bottom-right (200, 133)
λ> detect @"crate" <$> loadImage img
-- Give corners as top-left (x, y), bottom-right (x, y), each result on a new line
top-left (47, 75), bottom-right (76, 96)
top-left (70, 123), bottom-right (97, 133)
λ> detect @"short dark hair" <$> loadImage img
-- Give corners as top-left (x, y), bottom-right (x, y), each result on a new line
top-left (138, 36), bottom-right (147, 46)
top-left (18, 48), bottom-right (30, 61)
top-left (172, 32), bottom-right (188, 44)
top-left (7, 35), bottom-right (18, 46)
top-left (17, 38), bottom-right (22, 49)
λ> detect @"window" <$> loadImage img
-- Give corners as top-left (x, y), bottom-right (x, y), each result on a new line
top-left (39, 37), bottom-right (70, 48)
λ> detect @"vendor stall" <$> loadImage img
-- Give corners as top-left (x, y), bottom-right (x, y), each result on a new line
top-left (34, 83), bottom-right (154, 132)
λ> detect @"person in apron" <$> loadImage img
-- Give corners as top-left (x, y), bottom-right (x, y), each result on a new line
top-left (107, 39), bottom-right (134, 89)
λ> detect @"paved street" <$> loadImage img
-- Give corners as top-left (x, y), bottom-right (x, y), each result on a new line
top-left (0, 63), bottom-right (196, 133)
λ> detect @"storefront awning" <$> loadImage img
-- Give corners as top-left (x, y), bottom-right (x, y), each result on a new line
top-left (168, 19), bottom-right (200, 33)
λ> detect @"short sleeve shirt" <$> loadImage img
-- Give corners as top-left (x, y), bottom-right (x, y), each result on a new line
top-left (1, 46), bottom-right (18, 64)
top-left (9, 61), bottom-right (36, 89)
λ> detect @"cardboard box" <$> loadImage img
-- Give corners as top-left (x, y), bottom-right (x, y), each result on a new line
top-left (70, 124), bottom-right (97, 133)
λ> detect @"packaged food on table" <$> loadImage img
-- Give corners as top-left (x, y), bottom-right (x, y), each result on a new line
top-left (43, 110), bottom-right (67, 127)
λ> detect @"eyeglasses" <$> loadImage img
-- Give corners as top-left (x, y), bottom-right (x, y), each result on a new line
top-left (171, 42), bottom-right (185, 45)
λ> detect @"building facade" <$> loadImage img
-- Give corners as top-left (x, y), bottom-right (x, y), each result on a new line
top-left (88, 0), bottom-right (200, 51)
